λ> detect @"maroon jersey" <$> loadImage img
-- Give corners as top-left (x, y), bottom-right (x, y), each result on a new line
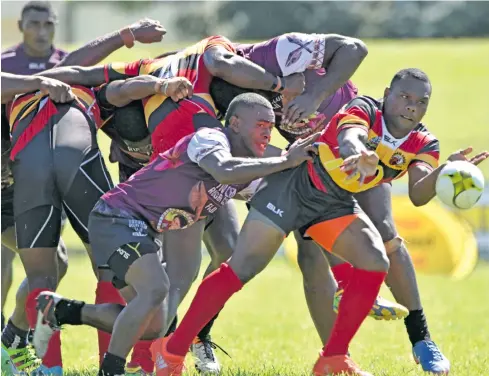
top-left (1, 44), bottom-right (68, 75)
top-left (101, 128), bottom-right (250, 233)
top-left (236, 33), bottom-right (358, 141)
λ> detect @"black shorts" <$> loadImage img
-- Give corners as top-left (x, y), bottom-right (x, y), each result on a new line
top-left (249, 162), bottom-right (360, 236)
top-left (88, 200), bottom-right (161, 288)
top-left (11, 105), bottom-right (113, 249)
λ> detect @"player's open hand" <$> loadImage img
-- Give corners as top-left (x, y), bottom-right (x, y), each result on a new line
top-left (340, 149), bottom-right (379, 185)
top-left (39, 77), bottom-right (75, 103)
top-left (158, 77), bottom-right (194, 102)
top-left (448, 147), bottom-right (489, 166)
top-left (284, 132), bottom-right (320, 168)
top-left (130, 18), bottom-right (166, 44)
top-left (281, 73), bottom-right (305, 98)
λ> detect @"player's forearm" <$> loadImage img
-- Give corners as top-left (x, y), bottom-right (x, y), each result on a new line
top-left (36, 66), bottom-right (106, 87)
top-left (205, 50), bottom-right (275, 91)
top-left (317, 37), bottom-right (368, 103)
top-left (106, 75), bottom-right (161, 107)
top-left (56, 31), bottom-right (124, 68)
top-left (1, 73), bottom-right (42, 103)
top-left (337, 128), bottom-right (368, 159)
top-left (408, 163), bottom-right (447, 207)
top-left (212, 156), bottom-right (292, 185)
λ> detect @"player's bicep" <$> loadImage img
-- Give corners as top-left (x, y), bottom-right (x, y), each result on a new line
top-left (203, 46), bottom-right (236, 76)
top-left (197, 149), bottom-right (233, 181)
top-left (101, 81), bottom-right (130, 108)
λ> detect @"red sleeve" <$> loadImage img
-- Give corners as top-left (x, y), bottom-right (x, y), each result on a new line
top-left (335, 97), bottom-right (376, 133)
top-left (409, 138), bottom-right (440, 171)
top-left (103, 59), bottom-right (152, 83)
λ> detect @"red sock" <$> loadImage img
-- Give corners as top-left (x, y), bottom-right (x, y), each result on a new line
top-left (95, 281), bottom-right (126, 366)
top-left (26, 288), bottom-right (63, 368)
top-left (322, 268), bottom-right (386, 357)
top-left (331, 263), bottom-right (353, 290)
top-left (130, 340), bottom-right (154, 373)
top-left (167, 263), bottom-right (243, 356)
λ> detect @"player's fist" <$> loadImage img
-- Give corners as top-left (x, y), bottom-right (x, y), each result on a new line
top-left (130, 18), bottom-right (166, 44)
top-left (39, 77), bottom-right (75, 103)
top-left (158, 77), bottom-right (194, 102)
top-left (281, 73), bottom-right (305, 98)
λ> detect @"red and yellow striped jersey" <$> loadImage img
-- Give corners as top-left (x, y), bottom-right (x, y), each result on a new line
top-left (103, 36), bottom-right (235, 142)
top-left (310, 96), bottom-right (440, 193)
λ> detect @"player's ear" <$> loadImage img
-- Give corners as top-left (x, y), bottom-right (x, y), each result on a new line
top-left (384, 87), bottom-right (390, 98)
top-left (229, 115), bottom-right (240, 133)
top-left (18, 19), bottom-right (24, 32)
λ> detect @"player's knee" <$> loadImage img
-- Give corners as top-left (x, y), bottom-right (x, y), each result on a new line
top-left (140, 281), bottom-right (169, 308)
top-left (297, 239), bottom-right (325, 274)
top-left (364, 245), bottom-right (390, 273)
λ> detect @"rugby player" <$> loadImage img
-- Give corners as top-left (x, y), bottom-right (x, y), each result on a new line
top-left (32, 93), bottom-right (319, 376)
top-left (148, 68), bottom-right (488, 375)
top-left (2, 10), bottom-right (166, 374)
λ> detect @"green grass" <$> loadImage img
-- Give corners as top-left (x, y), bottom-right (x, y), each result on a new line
top-left (4, 255), bottom-right (489, 375)
top-left (4, 39), bottom-right (489, 375)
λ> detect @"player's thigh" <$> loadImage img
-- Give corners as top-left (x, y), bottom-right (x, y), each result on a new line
top-left (295, 231), bottom-right (332, 276)
top-left (1, 226), bottom-right (17, 253)
top-left (164, 220), bottom-right (205, 290)
top-left (355, 183), bottom-right (397, 243)
top-left (202, 200), bottom-right (240, 262)
top-left (1, 186), bottom-right (16, 248)
top-left (63, 148), bottom-right (114, 245)
top-left (308, 213), bottom-right (389, 272)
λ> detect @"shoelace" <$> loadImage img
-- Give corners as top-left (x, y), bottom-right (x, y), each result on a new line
top-left (7, 345), bottom-right (41, 371)
top-left (199, 338), bottom-right (231, 360)
top-left (424, 342), bottom-right (444, 362)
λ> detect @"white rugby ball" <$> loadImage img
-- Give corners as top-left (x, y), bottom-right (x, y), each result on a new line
top-left (435, 160), bottom-right (485, 210)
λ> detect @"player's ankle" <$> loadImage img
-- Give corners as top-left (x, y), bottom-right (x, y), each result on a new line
top-left (404, 309), bottom-right (431, 347)
top-left (99, 352), bottom-right (126, 376)
top-left (1, 319), bottom-right (29, 349)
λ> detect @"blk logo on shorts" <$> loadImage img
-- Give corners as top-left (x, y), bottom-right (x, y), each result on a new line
top-left (267, 202), bottom-right (284, 217)
top-left (117, 248), bottom-right (130, 260)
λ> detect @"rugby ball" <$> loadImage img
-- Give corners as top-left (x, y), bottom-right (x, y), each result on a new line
top-left (435, 161), bottom-right (484, 210)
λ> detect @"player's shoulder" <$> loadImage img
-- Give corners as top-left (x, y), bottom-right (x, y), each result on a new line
top-left (411, 123), bottom-right (438, 146)
top-left (1, 45), bottom-right (20, 60)
top-left (342, 95), bottom-right (381, 122)
top-left (193, 127), bottom-right (229, 146)
top-left (53, 47), bottom-right (69, 59)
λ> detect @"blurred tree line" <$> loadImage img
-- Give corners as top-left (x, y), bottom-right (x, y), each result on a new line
top-left (173, 1), bottom-right (489, 39)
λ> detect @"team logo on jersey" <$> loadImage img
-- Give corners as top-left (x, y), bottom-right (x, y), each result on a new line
top-left (389, 151), bottom-right (406, 167)
top-left (366, 136), bottom-right (381, 150)
top-left (156, 208), bottom-right (194, 232)
top-left (285, 35), bottom-right (314, 67)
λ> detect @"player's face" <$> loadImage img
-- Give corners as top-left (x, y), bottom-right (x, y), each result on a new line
top-left (235, 106), bottom-right (275, 157)
top-left (383, 77), bottom-right (431, 135)
top-left (20, 10), bottom-right (56, 55)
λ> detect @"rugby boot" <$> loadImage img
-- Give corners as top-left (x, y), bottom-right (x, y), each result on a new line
top-left (413, 340), bottom-right (450, 374)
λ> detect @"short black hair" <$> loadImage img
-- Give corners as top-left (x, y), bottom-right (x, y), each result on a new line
top-left (21, 1), bottom-right (56, 19)
top-left (210, 77), bottom-right (274, 119)
top-left (390, 68), bottom-right (431, 88)
top-left (224, 93), bottom-right (273, 127)
top-left (113, 101), bottom-right (149, 142)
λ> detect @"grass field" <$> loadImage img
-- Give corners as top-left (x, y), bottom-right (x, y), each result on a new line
top-left (3, 39), bottom-right (489, 375)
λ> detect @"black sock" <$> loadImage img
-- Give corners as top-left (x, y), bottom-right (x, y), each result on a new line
top-left (404, 309), bottom-right (431, 346)
top-left (1, 313), bottom-right (5, 331)
top-left (1, 319), bottom-right (28, 349)
top-left (99, 352), bottom-right (126, 376)
top-left (164, 315), bottom-right (178, 337)
top-left (54, 299), bottom-right (85, 326)
top-left (197, 312), bottom-right (219, 341)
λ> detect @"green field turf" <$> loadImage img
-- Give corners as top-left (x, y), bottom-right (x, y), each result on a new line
top-left (4, 255), bottom-right (489, 375)
top-left (3, 39), bottom-right (489, 375)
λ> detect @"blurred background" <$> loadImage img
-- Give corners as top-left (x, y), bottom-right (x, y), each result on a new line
top-left (2, 0), bottom-right (489, 276)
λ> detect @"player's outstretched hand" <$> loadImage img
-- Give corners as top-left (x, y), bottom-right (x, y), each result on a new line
top-left (284, 132), bottom-right (320, 168)
top-left (130, 18), bottom-right (166, 44)
top-left (39, 77), bottom-right (75, 103)
top-left (447, 146), bottom-right (489, 166)
top-left (158, 77), bottom-right (194, 102)
top-left (340, 150), bottom-right (379, 185)
top-left (281, 73), bottom-right (305, 98)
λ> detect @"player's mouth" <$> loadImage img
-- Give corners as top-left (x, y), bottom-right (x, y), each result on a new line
top-left (400, 115), bottom-right (414, 122)
top-left (255, 140), bottom-right (269, 154)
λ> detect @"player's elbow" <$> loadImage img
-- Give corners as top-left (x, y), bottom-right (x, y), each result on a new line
top-left (409, 192), bottom-right (429, 207)
top-left (203, 49), bottom-right (234, 78)
top-left (349, 38), bottom-right (368, 60)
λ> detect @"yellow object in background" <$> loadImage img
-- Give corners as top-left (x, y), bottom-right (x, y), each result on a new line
top-left (284, 195), bottom-right (479, 280)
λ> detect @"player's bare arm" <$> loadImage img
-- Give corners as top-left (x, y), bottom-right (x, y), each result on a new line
top-left (55, 18), bottom-right (166, 68)
top-left (203, 45), bottom-right (305, 97)
top-left (34, 65), bottom-right (106, 87)
top-left (105, 76), bottom-right (193, 107)
top-left (282, 34), bottom-right (367, 125)
top-left (1, 73), bottom-right (75, 104)
top-left (408, 147), bottom-right (489, 207)
top-left (199, 134), bottom-right (319, 185)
